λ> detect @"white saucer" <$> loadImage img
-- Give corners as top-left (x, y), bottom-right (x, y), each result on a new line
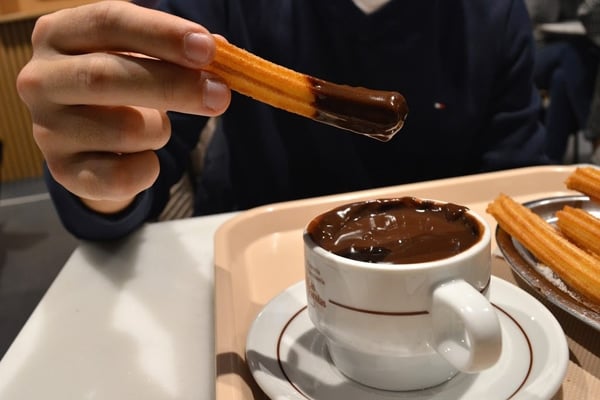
top-left (246, 277), bottom-right (569, 400)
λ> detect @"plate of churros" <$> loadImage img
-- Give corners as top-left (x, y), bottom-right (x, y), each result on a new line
top-left (489, 167), bottom-right (600, 331)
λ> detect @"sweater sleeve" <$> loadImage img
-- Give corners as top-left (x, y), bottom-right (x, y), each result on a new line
top-left (478, 0), bottom-right (550, 171)
top-left (45, 165), bottom-right (155, 241)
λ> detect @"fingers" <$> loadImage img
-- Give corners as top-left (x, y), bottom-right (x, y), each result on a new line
top-left (33, 106), bottom-right (171, 156)
top-left (17, 0), bottom-right (232, 115)
top-left (20, 52), bottom-right (230, 115)
top-left (32, 1), bottom-right (214, 69)
top-left (24, 0), bottom-right (224, 116)
top-left (15, 0), bottom-right (230, 212)
top-left (48, 149), bottom-right (161, 204)
top-left (34, 105), bottom-right (169, 206)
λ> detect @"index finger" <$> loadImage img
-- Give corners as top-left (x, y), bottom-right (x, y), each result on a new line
top-left (33, 0), bottom-right (212, 68)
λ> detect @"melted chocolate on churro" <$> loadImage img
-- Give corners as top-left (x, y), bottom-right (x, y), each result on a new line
top-left (307, 197), bottom-right (481, 264)
top-left (309, 77), bottom-right (408, 142)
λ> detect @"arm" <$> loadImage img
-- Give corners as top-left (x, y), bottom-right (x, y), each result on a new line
top-left (478, 0), bottom-right (549, 171)
top-left (17, 1), bottom-right (231, 240)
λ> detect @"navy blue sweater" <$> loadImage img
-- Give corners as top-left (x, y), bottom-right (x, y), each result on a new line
top-left (47, 0), bottom-right (549, 240)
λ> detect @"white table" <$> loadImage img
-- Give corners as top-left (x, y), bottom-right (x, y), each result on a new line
top-left (0, 212), bottom-right (236, 400)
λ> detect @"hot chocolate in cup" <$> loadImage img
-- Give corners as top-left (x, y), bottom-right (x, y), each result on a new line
top-left (303, 197), bottom-right (502, 391)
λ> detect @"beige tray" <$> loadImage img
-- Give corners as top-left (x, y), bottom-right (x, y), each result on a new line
top-left (214, 165), bottom-right (600, 399)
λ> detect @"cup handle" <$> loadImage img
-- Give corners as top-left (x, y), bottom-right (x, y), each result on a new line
top-left (431, 279), bottom-right (502, 373)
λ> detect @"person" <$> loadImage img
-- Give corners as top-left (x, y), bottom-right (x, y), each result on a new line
top-left (526, 0), bottom-right (600, 163)
top-left (17, 0), bottom-right (549, 241)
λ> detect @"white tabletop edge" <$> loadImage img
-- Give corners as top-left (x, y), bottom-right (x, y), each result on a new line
top-left (0, 211), bottom-right (237, 400)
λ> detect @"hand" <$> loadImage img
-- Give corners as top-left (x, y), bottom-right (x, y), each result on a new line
top-left (17, 1), bottom-right (231, 214)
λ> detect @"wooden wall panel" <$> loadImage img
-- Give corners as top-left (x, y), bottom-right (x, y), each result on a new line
top-left (0, 17), bottom-right (43, 182)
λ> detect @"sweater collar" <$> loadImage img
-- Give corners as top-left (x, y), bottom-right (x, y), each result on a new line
top-left (351, 0), bottom-right (392, 14)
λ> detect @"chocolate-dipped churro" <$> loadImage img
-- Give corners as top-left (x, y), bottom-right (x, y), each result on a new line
top-left (203, 36), bottom-right (408, 141)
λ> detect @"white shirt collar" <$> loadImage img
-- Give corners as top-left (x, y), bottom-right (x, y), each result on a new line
top-left (352, 0), bottom-right (392, 14)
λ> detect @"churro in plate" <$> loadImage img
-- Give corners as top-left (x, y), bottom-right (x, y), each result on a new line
top-left (556, 205), bottom-right (600, 257)
top-left (487, 193), bottom-right (600, 305)
top-left (565, 166), bottom-right (600, 202)
top-left (203, 36), bottom-right (408, 141)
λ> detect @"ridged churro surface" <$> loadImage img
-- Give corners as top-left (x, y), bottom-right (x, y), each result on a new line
top-left (557, 205), bottom-right (600, 257)
top-left (565, 167), bottom-right (600, 202)
top-left (487, 193), bottom-right (600, 305)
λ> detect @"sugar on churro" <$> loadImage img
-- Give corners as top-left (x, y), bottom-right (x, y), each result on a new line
top-left (203, 36), bottom-right (408, 141)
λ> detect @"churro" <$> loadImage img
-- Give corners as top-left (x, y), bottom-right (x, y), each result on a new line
top-left (203, 36), bottom-right (408, 141)
top-left (557, 205), bottom-right (600, 257)
top-left (565, 166), bottom-right (600, 202)
top-left (487, 193), bottom-right (600, 305)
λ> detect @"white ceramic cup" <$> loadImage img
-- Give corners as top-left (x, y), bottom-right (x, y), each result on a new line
top-left (303, 198), bottom-right (502, 391)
